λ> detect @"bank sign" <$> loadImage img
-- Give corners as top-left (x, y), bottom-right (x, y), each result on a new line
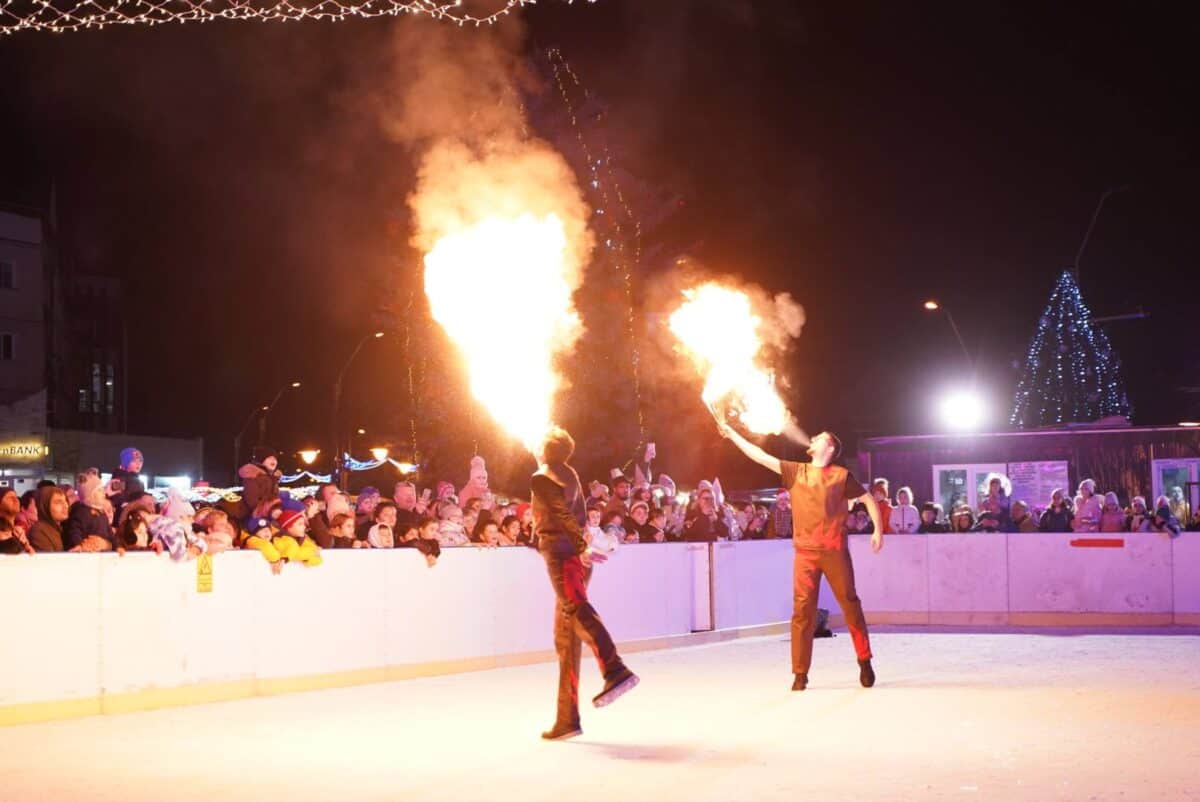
top-left (0, 440), bottom-right (48, 462)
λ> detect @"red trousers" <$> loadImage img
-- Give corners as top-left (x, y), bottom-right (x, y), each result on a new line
top-left (792, 547), bottom-right (871, 674)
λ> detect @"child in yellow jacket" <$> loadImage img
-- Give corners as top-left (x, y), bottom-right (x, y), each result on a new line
top-left (273, 509), bottom-right (323, 567)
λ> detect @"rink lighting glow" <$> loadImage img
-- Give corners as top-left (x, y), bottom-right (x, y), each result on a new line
top-left (1179, 421), bottom-right (1200, 428)
top-left (939, 390), bottom-right (986, 430)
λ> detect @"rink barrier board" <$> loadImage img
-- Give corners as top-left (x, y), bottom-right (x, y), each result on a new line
top-left (3, 533), bottom-right (1198, 726)
top-left (0, 622), bottom-right (790, 727)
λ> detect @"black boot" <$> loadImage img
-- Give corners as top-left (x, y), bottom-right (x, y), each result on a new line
top-left (541, 720), bottom-right (582, 741)
top-left (593, 666), bottom-right (639, 708)
top-left (858, 658), bottom-right (875, 688)
top-left (791, 673), bottom-right (808, 691)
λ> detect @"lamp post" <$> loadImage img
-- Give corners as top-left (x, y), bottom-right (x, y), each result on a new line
top-left (258, 381), bottom-right (301, 447)
top-left (233, 404), bottom-right (268, 482)
top-left (333, 332), bottom-right (385, 489)
top-left (922, 300), bottom-right (972, 369)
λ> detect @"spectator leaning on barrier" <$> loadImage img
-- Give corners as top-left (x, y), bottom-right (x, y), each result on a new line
top-left (1149, 504), bottom-right (1182, 538)
top-left (917, 502), bottom-right (948, 533)
top-left (1126, 496), bottom-right (1152, 532)
top-left (888, 487), bottom-right (920, 534)
top-left (65, 470), bottom-right (116, 552)
top-left (949, 505), bottom-right (974, 533)
top-left (1007, 500), bottom-right (1038, 533)
top-left (1039, 489), bottom-right (1074, 532)
top-left (770, 489), bottom-right (793, 539)
top-left (1072, 479), bottom-right (1101, 532)
top-left (0, 517), bottom-right (30, 555)
top-left (1099, 492), bottom-right (1126, 532)
top-left (0, 488), bottom-right (33, 554)
top-left (28, 485), bottom-right (69, 552)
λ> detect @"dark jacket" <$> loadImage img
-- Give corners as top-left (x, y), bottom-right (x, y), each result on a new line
top-left (64, 501), bottom-right (117, 550)
top-left (683, 512), bottom-right (729, 542)
top-left (1039, 506), bottom-right (1073, 532)
top-left (531, 462), bottom-right (587, 556)
top-left (917, 521), bottom-right (950, 534)
top-left (109, 467), bottom-right (146, 524)
top-left (238, 462), bottom-right (281, 517)
top-left (308, 512), bottom-right (333, 549)
top-left (28, 487), bottom-right (66, 552)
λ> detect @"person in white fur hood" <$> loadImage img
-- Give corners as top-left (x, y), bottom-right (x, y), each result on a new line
top-left (887, 487), bottom-right (920, 534)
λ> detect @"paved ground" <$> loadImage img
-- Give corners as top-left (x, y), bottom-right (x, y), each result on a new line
top-left (2, 628), bottom-right (1198, 802)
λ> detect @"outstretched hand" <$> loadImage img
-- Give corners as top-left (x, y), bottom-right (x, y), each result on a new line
top-left (871, 531), bottom-right (884, 553)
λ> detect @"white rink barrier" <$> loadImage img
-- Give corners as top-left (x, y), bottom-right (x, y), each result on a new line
top-left (2, 533), bottom-right (1197, 724)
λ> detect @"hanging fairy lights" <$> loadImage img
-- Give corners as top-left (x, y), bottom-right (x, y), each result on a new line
top-left (547, 46), bottom-right (646, 445)
top-left (0, 0), bottom-right (593, 36)
top-left (1009, 270), bottom-right (1132, 428)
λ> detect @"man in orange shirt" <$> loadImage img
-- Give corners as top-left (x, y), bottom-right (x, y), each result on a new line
top-left (719, 423), bottom-right (883, 690)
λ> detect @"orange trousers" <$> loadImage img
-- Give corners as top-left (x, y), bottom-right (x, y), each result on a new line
top-left (792, 548), bottom-right (871, 674)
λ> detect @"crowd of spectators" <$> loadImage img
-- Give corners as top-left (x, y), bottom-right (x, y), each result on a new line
top-left (848, 474), bottom-right (1195, 538)
top-left (1, 447), bottom-right (1194, 567)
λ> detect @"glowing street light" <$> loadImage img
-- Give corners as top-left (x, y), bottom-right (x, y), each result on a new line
top-left (369, 447), bottom-right (389, 462)
top-left (395, 462), bottom-right (418, 474)
top-left (298, 449), bottom-right (320, 465)
top-left (923, 299), bottom-right (940, 311)
top-left (1180, 421), bottom-right (1200, 428)
top-left (939, 389), bottom-right (986, 430)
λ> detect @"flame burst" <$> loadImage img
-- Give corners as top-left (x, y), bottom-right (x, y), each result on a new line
top-left (424, 213), bottom-right (581, 452)
top-left (669, 283), bottom-right (791, 435)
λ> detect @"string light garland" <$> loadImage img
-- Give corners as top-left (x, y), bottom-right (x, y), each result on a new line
top-left (0, 0), bottom-right (595, 36)
top-left (547, 46), bottom-right (647, 445)
top-left (1010, 270), bottom-right (1132, 428)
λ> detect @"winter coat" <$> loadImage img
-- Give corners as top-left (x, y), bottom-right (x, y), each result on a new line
top-left (888, 504), bottom-right (920, 534)
top-left (64, 501), bottom-right (117, 550)
top-left (918, 521), bottom-right (949, 534)
top-left (28, 487), bottom-right (66, 552)
top-left (1099, 508), bottom-right (1126, 532)
top-left (683, 512), bottom-right (729, 542)
top-left (307, 512), bottom-right (333, 549)
top-left (1039, 506), bottom-right (1073, 532)
top-left (149, 516), bottom-right (207, 561)
top-left (1006, 515), bottom-right (1038, 533)
top-left (1072, 495), bottom-right (1102, 532)
top-left (238, 462), bottom-right (281, 518)
top-left (436, 521), bottom-right (470, 548)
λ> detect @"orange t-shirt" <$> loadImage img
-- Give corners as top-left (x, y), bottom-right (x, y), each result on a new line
top-left (780, 461), bottom-right (867, 551)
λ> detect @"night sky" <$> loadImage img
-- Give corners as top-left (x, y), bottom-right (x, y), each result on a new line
top-left (1, 1), bottom-right (1196, 490)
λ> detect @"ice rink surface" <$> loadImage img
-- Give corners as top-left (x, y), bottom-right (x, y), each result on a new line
top-left (2, 628), bottom-right (1198, 802)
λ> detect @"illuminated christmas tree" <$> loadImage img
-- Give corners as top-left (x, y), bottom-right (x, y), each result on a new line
top-left (1010, 270), bottom-right (1132, 427)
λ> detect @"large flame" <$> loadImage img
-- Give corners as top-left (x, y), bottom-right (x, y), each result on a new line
top-left (424, 213), bottom-right (580, 452)
top-left (669, 283), bottom-right (790, 435)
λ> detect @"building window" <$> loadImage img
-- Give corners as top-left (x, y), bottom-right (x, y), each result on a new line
top-left (0, 333), bottom-right (13, 361)
top-left (91, 362), bottom-right (101, 414)
top-left (78, 388), bottom-right (89, 412)
top-left (105, 364), bottom-right (115, 415)
top-left (0, 261), bottom-right (14, 290)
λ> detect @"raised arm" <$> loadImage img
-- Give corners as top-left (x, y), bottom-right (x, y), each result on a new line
top-left (717, 421), bottom-right (782, 475)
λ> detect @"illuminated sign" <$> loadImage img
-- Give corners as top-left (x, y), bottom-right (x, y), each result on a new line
top-left (0, 440), bottom-right (48, 462)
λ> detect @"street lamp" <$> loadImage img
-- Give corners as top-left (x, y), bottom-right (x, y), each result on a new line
top-left (369, 447), bottom-right (389, 462)
top-left (298, 449), bottom-right (320, 466)
top-left (333, 332), bottom-right (386, 489)
top-left (922, 299), bottom-right (972, 369)
top-left (232, 405), bottom-right (266, 481)
top-left (258, 381), bottom-right (301, 446)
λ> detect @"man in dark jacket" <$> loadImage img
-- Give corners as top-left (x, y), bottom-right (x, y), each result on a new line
top-left (109, 447), bottom-right (146, 525)
top-left (533, 426), bottom-right (638, 741)
top-left (683, 488), bottom-right (729, 542)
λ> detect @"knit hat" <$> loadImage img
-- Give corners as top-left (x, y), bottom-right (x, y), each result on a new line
top-left (610, 468), bottom-right (630, 486)
top-left (119, 447), bottom-right (143, 470)
top-left (278, 490), bottom-right (305, 514)
top-left (515, 502), bottom-right (531, 521)
top-left (630, 500), bottom-right (650, 514)
top-left (76, 471), bottom-right (102, 507)
top-left (436, 481), bottom-right (455, 500)
top-left (277, 508), bottom-right (306, 534)
top-left (1155, 505), bottom-right (1171, 520)
top-left (162, 488), bottom-right (196, 521)
top-left (246, 516), bottom-right (273, 537)
top-left (251, 446), bottom-right (278, 465)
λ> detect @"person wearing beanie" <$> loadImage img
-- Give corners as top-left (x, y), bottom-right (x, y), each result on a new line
top-left (242, 516), bottom-right (284, 572)
top-left (604, 469), bottom-right (632, 520)
top-left (273, 507), bottom-right (322, 566)
top-left (238, 447), bottom-right (281, 520)
top-left (458, 455), bottom-right (491, 508)
top-left (1149, 505), bottom-right (1182, 538)
top-left (65, 470), bottom-right (117, 552)
top-left (109, 447), bottom-right (146, 526)
top-left (917, 502), bottom-right (949, 533)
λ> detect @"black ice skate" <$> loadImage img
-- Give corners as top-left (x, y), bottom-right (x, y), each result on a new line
top-left (858, 658), bottom-right (876, 688)
top-left (593, 667), bottom-right (639, 708)
top-left (541, 721), bottom-right (583, 741)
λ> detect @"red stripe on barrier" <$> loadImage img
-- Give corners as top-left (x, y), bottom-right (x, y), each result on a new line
top-left (1069, 538), bottom-right (1125, 548)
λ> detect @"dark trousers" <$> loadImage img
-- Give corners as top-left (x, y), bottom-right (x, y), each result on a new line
top-left (792, 547), bottom-right (872, 674)
top-left (541, 548), bottom-right (624, 725)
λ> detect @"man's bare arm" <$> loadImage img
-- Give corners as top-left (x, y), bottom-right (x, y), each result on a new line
top-left (717, 422), bottom-right (782, 475)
